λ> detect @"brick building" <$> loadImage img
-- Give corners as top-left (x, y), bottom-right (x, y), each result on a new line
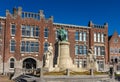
top-left (0, 7), bottom-right (108, 74)
top-left (109, 31), bottom-right (120, 71)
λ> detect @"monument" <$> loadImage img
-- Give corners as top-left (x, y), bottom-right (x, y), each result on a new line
top-left (44, 43), bottom-right (54, 71)
top-left (87, 47), bottom-right (96, 75)
top-left (56, 28), bottom-right (75, 70)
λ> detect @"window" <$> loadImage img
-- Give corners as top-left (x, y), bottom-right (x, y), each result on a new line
top-left (114, 38), bottom-right (118, 43)
top-left (75, 31), bottom-right (79, 41)
top-left (101, 33), bottom-right (104, 42)
top-left (20, 41), bottom-right (39, 53)
top-left (10, 40), bottom-right (16, 52)
top-left (35, 27), bottom-right (39, 37)
top-left (110, 48), bottom-right (113, 54)
top-left (94, 46), bottom-right (97, 55)
top-left (26, 26), bottom-right (31, 36)
top-left (101, 46), bottom-right (105, 55)
top-left (21, 25), bottom-right (39, 37)
top-left (65, 30), bottom-right (68, 40)
top-left (115, 48), bottom-right (118, 54)
top-left (98, 47), bottom-right (101, 56)
top-left (79, 45), bottom-right (83, 54)
top-left (83, 46), bottom-right (87, 55)
top-left (11, 24), bottom-right (16, 36)
top-left (98, 33), bottom-right (100, 42)
top-left (44, 42), bottom-right (48, 52)
top-left (44, 28), bottom-right (49, 38)
top-left (10, 58), bottom-right (15, 68)
top-left (97, 61), bottom-right (104, 71)
top-left (79, 32), bottom-right (82, 41)
top-left (94, 33), bottom-right (96, 42)
top-left (55, 30), bottom-right (59, 40)
top-left (119, 49), bottom-right (120, 53)
top-left (75, 45), bottom-right (79, 55)
top-left (82, 60), bottom-right (87, 68)
top-left (83, 32), bottom-right (86, 41)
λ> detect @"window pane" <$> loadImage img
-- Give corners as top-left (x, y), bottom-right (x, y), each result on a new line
top-left (94, 33), bottom-right (96, 42)
top-left (44, 42), bottom-right (48, 52)
top-left (10, 58), bottom-right (14, 68)
top-left (79, 45), bottom-right (83, 54)
top-left (21, 25), bottom-right (25, 36)
top-left (75, 31), bottom-right (79, 41)
top-left (75, 45), bottom-right (79, 55)
top-left (10, 40), bottom-right (15, 52)
top-left (11, 24), bottom-right (16, 36)
top-left (83, 32), bottom-right (86, 41)
top-left (21, 41), bottom-right (25, 52)
top-left (44, 28), bottom-right (49, 38)
top-left (79, 32), bottom-right (82, 41)
top-left (35, 27), bottom-right (39, 37)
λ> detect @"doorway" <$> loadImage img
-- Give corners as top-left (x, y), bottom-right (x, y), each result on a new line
top-left (23, 58), bottom-right (36, 69)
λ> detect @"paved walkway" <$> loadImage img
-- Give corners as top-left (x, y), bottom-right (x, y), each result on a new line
top-left (0, 75), bottom-right (14, 82)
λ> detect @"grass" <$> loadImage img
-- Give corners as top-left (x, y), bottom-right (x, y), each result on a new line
top-left (0, 75), bottom-right (14, 82)
top-left (43, 71), bottom-right (108, 76)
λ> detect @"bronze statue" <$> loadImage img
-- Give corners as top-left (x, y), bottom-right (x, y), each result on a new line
top-left (57, 27), bottom-right (67, 41)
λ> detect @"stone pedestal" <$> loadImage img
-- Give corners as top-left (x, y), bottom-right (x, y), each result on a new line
top-left (57, 41), bottom-right (74, 70)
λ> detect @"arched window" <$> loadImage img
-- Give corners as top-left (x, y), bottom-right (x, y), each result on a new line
top-left (44, 42), bottom-right (48, 52)
top-left (44, 28), bottom-right (49, 38)
top-left (10, 58), bottom-right (15, 68)
top-left (10, 40), bottom-right (16, 52)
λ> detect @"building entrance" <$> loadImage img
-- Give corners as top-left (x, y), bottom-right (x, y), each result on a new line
top-left (23, 58), bottom-right (36, 69)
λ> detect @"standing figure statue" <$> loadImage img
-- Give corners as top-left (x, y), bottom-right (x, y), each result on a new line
top-left (44, 43), bottom-right (53, 69)
top-left (57, 27), bottom-right (67, 41)
top-left (87, 47), bottom-right (96, 69)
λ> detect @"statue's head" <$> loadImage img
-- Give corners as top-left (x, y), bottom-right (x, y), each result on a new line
top-left (49, 43), bottom-right (52, 46)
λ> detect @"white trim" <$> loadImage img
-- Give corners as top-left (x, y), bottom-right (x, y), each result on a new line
top-left (53, 23), bottom-right (90, 28)
top-left (0, 16), bottom-right (6, 19)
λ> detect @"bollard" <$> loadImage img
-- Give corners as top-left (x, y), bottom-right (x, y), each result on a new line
top-left (40, 68), bottom-right (43, 77)
top-left (66, 69), bottom-right (70, 76)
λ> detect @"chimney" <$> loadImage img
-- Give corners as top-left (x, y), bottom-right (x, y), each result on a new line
top-left (18, 7), bottom-right (22, 16)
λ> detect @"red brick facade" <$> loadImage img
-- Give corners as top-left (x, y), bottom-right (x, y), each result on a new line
top-left (0, 7), bottom-right (109, 73)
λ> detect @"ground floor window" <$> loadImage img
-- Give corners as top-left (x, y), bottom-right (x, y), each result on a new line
top-left (10, 58), bottom-right (15, 68)
top-left (97, 60), bottom-right (104, 71)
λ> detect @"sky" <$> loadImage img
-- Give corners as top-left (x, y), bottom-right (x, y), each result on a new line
top-left (0, 0), bottom-right (120, 35)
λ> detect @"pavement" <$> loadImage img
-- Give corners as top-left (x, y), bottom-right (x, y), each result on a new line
top-left (0, 75), bottom-right (14, 82)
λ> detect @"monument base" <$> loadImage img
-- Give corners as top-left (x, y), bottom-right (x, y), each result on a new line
top-left (57, 41), bottom-right (75, 70)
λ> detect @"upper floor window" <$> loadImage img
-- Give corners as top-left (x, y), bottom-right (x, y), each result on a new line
top-left (75, 31), bottom-right (79, 41)
top-left (75, 45), bottom-right (87, 55)
top-left (94, 33), bottom-right (96, 42)
top-left (101, 33), bottom-right (104, 42)
top-left (83, 32), bottom-right (87, 41)
top-left (75, 45), bottom-right (79, 55)
top-left (44, 28), bottom-right (49, 38)
top-left (101, 46), bottom-right (105, 55)
top-left (75, 31), bottom-right (87, 42)
top-left (10, 58), bottom-right (15, 68)
top-left (83, 46), bottom-right (87, 55)
top-left (114, 38), bottom-right (118, 43)
top-left (79, 32), bottom-right (82, 41)
top-left (10, 39), bottom-right (16, 52)
top-left (21, 25), bottom-right (39, 38)
top-left (11, 24), bottom-right (16, 36)
top-left (44, 42), bottom-right (48, 52)
top-left (97, 33), bottom-right (100, 42)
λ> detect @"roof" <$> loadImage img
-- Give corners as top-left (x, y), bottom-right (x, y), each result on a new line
top-left (53, 23), bottom-right (90, 28)
top-left (0, 16), bottom-right (6, 19)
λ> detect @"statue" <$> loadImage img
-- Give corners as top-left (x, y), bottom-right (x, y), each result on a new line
top-left (87, 47), bottom-right (96, 69)
top-left (57, 27), bottom-right (67, 41)
top-left (44, 43), bottom-right (53, 69)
